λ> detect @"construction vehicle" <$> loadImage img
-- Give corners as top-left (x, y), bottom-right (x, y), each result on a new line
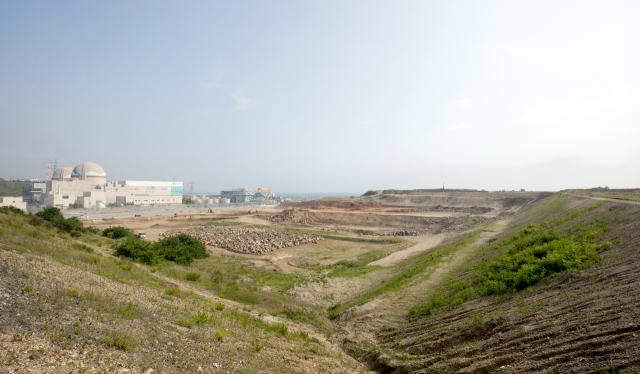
top-left (258, 187), bottom-right (274, 199)
top-left (133, 230), bottom-right (146, 239)
top-left (207, 208), bottom-right (214, 213)
top-left (248, 208), bottom-right (258, 214)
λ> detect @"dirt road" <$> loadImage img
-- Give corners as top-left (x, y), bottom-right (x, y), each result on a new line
top-left (367, 234), bottom-right (445, 267)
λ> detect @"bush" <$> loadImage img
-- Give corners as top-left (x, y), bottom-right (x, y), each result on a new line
top-left (104, 329), bottom-right (137, 351)
top-left (34, 207), bottom-right (85, 234)
top-left (35, 207), bottom-right (64, 222)
top-left (185, 272), bottom-right (201, 281)
top-left (102, 226), bottom-right (132, 239)
top-left (0, 206), bottom-right (25, 215)
top-left (153, 234), bottom-right (208, 266)
top-left (114, 237), bottom-right (157, 265)
top-left (362, 190), bottom-right (378, 196)
top-left (114, 234), bottom-right (208, 266)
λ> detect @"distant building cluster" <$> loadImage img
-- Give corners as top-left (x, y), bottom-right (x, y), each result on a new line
top-left (23, 162), bottom-right (183, 209)
top-left (220, 188), bottom-right (276, 203)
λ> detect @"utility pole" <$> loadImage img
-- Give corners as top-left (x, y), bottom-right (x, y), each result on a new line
top-left (53, 159), bottom-right (58, 172)
top-left (189, 182), bottom-right (195, 195)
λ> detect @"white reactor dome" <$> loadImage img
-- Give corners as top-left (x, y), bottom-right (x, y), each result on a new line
top-left (52, 167), bottom-right (73, 181)
top-left (71, 162), bottom-right (107, 180)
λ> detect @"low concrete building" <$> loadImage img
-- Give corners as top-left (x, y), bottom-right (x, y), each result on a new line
top-left (0, 196), bottom-right (27, 211)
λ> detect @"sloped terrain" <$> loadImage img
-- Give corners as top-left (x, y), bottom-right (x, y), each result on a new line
top-left (357, 196), bottom-right (640, 373)
top-left (0, 211), bottom-right (368, 374)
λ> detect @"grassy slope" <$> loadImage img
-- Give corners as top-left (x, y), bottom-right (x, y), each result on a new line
top-left (0, 180), bottom-right (30, 197)
top-left (369, 194), bottom-right (640, 373)
top-left (0, 211), bottom-right (367, 373)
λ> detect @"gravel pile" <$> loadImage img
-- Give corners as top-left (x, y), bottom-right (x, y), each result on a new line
top-left (381, 230), bottom-right (418, 236)
top-left (162, 226), bottom-right (323, 254)
top-left (269, 208), bottom-right (313, 224)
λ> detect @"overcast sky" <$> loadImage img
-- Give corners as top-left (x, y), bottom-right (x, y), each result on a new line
top-left (1, 1), bottom-right (638, 193)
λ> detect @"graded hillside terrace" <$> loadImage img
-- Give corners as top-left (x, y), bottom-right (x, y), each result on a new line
top-left (1, 189), bottom-right (638, 374)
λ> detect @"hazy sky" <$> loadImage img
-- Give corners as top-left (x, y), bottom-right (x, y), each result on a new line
top-left (1, 1), bottom-right (639, 193)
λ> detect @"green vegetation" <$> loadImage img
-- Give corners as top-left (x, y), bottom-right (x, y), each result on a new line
top-left (0, 206), bottom-right (26, 215)
top-left (0, 180), bottom-right (30, 197)
top-left (330, 230), bottom-right (483, 316)
top-left (409, 202), bottom-right (611, 318)
top-left (104, 329), bottom-right (137, 351)
top-left (362, 190), bottom-right (378, 196)
top-left (114, 233), bottom-right (209, 266)
top-left (34, 207), bottom-right (85, 234)
top-left (102, 226), bottom-right (132, 239)
top-left (209, 220), bottom-right (240, 226)
top-left (382, 189), bottom-right (409, 195)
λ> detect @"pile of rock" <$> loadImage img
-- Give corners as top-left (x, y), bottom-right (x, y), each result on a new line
top-left (269, 208), bottom-right (313, 224)
top-left (162, 226), bottom-right (323, 254)
top-left (391, 230), bottom-right (418, 236)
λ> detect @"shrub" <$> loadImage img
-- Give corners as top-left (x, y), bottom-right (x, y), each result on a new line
top-left (114, 237), bottom-right (157, 265)
top-left (34, 208), bottom-right (84, 234)
top-left (102, 226), bottom-right (132, 239)
top-left (185, 272), bottom-right (201, 281)
top-left (35, 207), bottom-right (64, 222)
top-left (213, 302), bottom-right (224, 311)
top-left (104, 329), bottom-right (137, 351)
top-left (153, 234), bottom-right (208, 265)
top-left (165, 288), bottom-right (180, 296)
top-left (363, 190), bottom-right (378, 196)
top-left (0, 206), bottom-right (25, 215)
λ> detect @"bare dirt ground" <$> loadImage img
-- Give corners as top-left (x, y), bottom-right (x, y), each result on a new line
top-left (368, 234), bottom-right (446, 267)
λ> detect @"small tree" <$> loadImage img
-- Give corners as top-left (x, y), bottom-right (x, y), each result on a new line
top-left (35, 207), bottom-right (64, 222)
top-left (115, 237), bottom-right (157, 265)
top-left (103, 226), bottom-right (132, 239)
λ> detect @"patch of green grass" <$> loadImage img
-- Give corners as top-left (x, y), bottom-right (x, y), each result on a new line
top-left (104, 329), bottom-right (137, 351)
top-left (165, 288), bottom-right (181, 296)
top-left (185, 272), bottom-right (201, 281)
top-left (409, 202), bottom-right (612, 318)
top-left (210, 221), bottom-right (239, 226)
top-left (177, 315), bottom-right (195, 329)
top-left (332, 229), bottom-right (482, 314)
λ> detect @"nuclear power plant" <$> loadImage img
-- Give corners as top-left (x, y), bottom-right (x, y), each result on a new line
top-left (24, 162), bottom-right (183, 208)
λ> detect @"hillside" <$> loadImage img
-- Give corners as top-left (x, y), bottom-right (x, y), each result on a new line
top-left (344, 194), bottom-right (640, 373)
top-left (1, 191), bottom-right (639, 373)
top-left (0, 180), bottom-right (29, 197)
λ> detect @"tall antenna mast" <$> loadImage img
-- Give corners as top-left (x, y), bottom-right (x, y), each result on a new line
top-left (189, 181), bottom-right (195, 195)
top-left (45, 159), bottom-right (53, 181)
top-left (53, 159), bottom-right (58, 172)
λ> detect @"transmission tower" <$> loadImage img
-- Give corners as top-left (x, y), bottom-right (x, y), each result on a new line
top-left (189, 182), bottom-right (195, 195)
top-left (45, 159), bottom-right (53, 181)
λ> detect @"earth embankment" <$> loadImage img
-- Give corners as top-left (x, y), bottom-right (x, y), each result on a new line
top-left (354, 194), bottom-right (640, 374)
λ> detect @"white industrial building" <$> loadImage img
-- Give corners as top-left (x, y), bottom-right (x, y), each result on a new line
top-left (0, 196), bottom-right (27, 211)
top-left (34, 162), bottom-right (183, 208)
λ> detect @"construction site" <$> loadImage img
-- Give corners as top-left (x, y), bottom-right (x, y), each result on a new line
top-left (1, 188), bottom-right (639, 373)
